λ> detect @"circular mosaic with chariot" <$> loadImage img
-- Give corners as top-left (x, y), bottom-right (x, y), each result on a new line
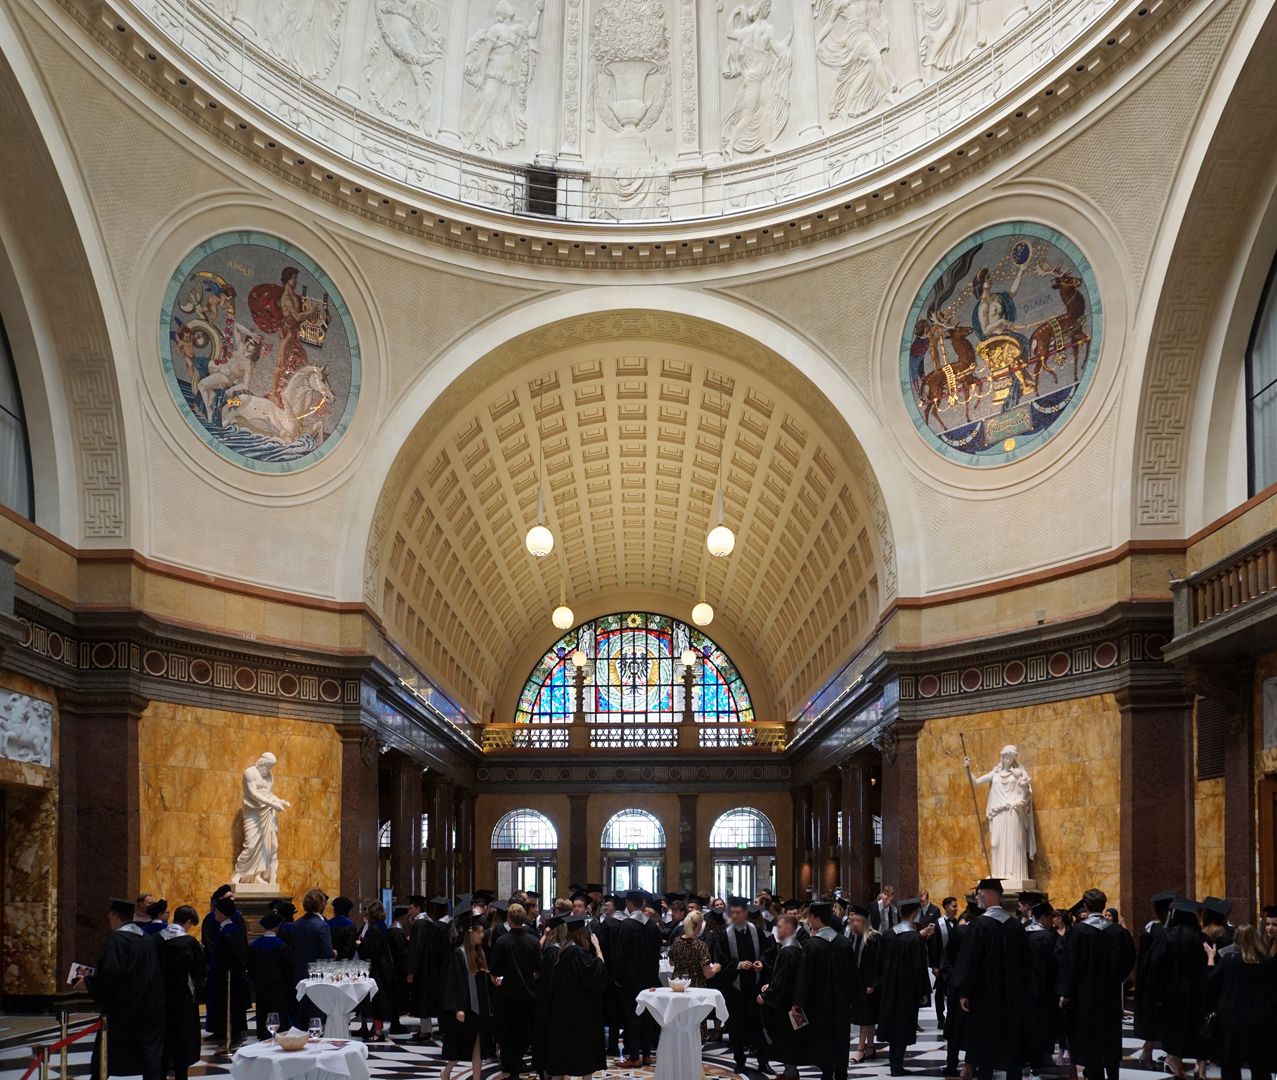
top-left (900, 222), bottom-right (1103, 466)
top-left (158, 231), bottom-right (361, 473)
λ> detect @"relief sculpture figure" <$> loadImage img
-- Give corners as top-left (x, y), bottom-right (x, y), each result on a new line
top-left (720, 0), bottom-right (792, 155)
top-left (261, 0), bottom-right (347, 79)
top-left (814, 0), bottom-right (894, 119)
top-left (366, 0), bottom-right (446, 132)
top-left (463, 0), bottom-right (545, 152)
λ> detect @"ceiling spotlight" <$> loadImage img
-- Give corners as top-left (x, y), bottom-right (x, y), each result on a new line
top-left (525, 487), bottom-right (553, 557)
top-left (552, 604), bottom-right (575, 630)
top-left (680, 647), bottom-right (699, 668)
top-left (691, 601), bottom-right (714, 627)
top-left (571, 648), bottom-right (588, 668)
top-left (706, 484), bottom-right (735, 557)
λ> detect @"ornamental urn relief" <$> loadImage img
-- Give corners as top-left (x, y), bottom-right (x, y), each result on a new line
top-left (603, 58), bottom-right (662, 128)
top-left (588, 0), bottom-right (670, 136)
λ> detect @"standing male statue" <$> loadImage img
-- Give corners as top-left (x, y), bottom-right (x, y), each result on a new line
top-left (963, 744), bottom-right (1036, 885)
top-left (232, 752), bottom-right (290, 885)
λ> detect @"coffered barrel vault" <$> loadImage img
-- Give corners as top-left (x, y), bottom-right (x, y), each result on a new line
top-left (367, 311), bottom-right (892, 726)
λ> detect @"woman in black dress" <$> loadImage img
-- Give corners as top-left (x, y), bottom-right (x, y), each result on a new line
top-left (1158, 900), bottom-right (1209, 1079)
top-left (356, 900), bottom-right (403, 1040)
top-left (543, 915), bottom-right (610, 1080)
top-left (440, 914), bottom-right (497, 1080)
top-left (533, 905), bottom-right (572, 1076)
top-left (1206, 924), bottom-right (1277, 1080)
top-left (847, 905), bottom-right (882, 1063)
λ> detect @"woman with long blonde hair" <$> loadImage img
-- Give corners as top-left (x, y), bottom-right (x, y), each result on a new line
top-left (1205, 924), bottom-right (1276, 1080)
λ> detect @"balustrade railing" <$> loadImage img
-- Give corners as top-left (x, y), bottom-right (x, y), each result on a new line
top-left (477, 720), bottom-right (787, 752)
top-left (1174, 530), bottom-right (1277, 634)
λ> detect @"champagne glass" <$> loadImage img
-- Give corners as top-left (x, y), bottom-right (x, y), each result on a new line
top-left (308, 1017), bottom-right (323, 1044)
top-left (266, 1013), bottom-right (280, 1043)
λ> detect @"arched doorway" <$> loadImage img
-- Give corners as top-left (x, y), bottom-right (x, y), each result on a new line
top-left (492, 808), bottom-right (558, 899)
top-left (601, 809), bottom-right (666, 895)
top-left (710, 807), bottom-right (777, 899)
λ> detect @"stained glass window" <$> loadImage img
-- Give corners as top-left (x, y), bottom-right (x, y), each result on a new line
top-left (601, 809), bottom-right (665, 848)
top-left (514, 612), bottom-right (754, 749)
top-left (709, 808), bottom-right (777, 849)
top-left (492, 809), bottom-right (558, 850)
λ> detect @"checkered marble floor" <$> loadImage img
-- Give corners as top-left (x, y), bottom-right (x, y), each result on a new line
top-left (0, 1011), bottom-right (1225, 1080)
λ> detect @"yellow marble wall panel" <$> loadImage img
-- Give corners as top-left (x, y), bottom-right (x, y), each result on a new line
top-left (0, 670), bottom-right (59, 996)
top-left (1194, 778), bottom-right (1225, 900)
top-left (139, 704), bottom-right (341, 908)
top-left (1187, 491), bottom-right (1277, 574)
top-left (916, 695), bottom-right (1122, 906)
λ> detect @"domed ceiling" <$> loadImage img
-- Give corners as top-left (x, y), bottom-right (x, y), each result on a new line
top-left (121, 0), bottom-right (1126, 221)
top-left (366, 313), bottom-right (892, 726)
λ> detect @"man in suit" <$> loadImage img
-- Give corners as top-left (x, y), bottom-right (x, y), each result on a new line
top-left (712, 896), bottom-right (773, 1076)
top-left (290, 888), bottom-right (335, 1025)
top-left (870, 885), bottom-right (899, 931)
top-left (918, 892), bottom-right (942, 930)
top-left (927, 896), bottom-right (959, 1028)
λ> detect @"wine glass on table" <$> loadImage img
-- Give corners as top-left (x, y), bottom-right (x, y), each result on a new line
top-left (308, 1017), bottom-right (323, 1045)
top-left (266, 1013), bottom-right (280, 1044)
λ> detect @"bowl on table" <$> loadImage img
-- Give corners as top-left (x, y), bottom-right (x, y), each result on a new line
top-left (274, 1032), bottom-right (310, 1052)
top-left (668, 977), bottom-right (689, 992)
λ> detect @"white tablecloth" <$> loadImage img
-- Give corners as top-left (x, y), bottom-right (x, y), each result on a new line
top-left (230, 1039), bottom-right (369, 1080)
top-left (295, 979), bottom-right (378, 1039)
top-left (636, 987), bottom-right (727, 1080)
top-left (658, 957), bottom-right (674, 987)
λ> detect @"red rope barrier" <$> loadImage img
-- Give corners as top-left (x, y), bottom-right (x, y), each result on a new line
top-left (16, 1019), bottom-right (104, 1080)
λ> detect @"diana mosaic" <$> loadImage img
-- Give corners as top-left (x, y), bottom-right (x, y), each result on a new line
top-left (159, 232), bottom-right (360, 472)
top-left (900, 223), bottom-right (1102, 466)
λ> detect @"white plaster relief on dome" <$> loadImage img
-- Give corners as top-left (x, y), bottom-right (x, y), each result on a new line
top-left (117, 0), bottom-right (1133, 222)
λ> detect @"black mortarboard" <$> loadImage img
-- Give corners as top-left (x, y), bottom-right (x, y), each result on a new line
top-left (331, 896), bottom-right (355, 915)
top-left (408, 895), bottom-right (427, 909)
top-left (146, 899), bottom-right (168, 919)
top-left (782, 898), bottom-right (802, 911)
top-left (1203, 896), bottom-right (1232, 920)
top-left (215, 897), bottom-right (237, 917)
top-left (212, 884), bottom-right (233, 901)
top-left (1151, 891), bottom-right (1176, 906)
top-left (109, 897), bottom-right (135, 919)
top-left (1172, 899), bottom-right (1201, 915)
top-left (473, 890), bottom-right (496, 904)
top-left (1031, 902), bottom-right (1054, 919)
top-left (746, 904), bottom-right (761, 915)
top-left (392, 905), bottom-right (410, 919)
top-left (1261, 905), bottom-right (1277, 918)
top-left (663, 891), bottom-right (685, 903)
top-left (586, 883), bottom-right (604, 893)
top-left (547, 914), bottom-right (566, 929)
top-left (276, 901), bottom-right (296, 919)
top-left (603, 894), bottom-right (623, 907)
top-left (564, 913), bottom-right (589, 929)
top-left (694, 895), bottom-right (711, 907)
top-left (898, 897), bottom-right (922, 916)
top-left (704, 908), bottom-right (726, 925)
top-left (976, 878), bottom-right (1004, 893)
top-left (492, 900), bottom-right (510, 915)
top-left (429, 896), bottom-right (450, 909)
top-left (1019, 891), bottom-right (1044, 905)
top-left (524, 891), bottom-right (541, 902)
top-left (625, 890), bottom-right (646, 905)
top-left (1067, 897), bottom-right (1086, 917)
top-left (260, 913), bottom-right (282, 930)
top-left (453, 912), bottom-right (484, 932)
top-left (727, 896), bottom-right (750, 908)
top-left (809, 901), bottom-right (836, 922)
top-left (848, 904), bottom-right (869, 918)
top-left (569, 890), bottom-right (590, 903)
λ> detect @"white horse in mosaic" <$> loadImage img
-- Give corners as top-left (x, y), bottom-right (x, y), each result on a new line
top-left (222, 364), bottom-right (334, 446)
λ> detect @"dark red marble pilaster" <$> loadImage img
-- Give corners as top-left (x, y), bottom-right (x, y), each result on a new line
top-left (840, 757), bottom-right (875, 905)
top-left (338, 725), bottom-right (379, 903)
top-left (388, 754), bottom-right (423, 897)
top-left (879, 722), bottom-right (920, 897)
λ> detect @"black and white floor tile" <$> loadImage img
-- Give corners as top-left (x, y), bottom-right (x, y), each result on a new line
top-left (0, 1011), bottom-right (1219, 1080)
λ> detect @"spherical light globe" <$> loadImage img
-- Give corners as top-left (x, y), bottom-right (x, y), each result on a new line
top-left (680, 648), bottom-right (699, 668)
top-left (691, 601), bottom-right (714, 627)
top-left (571, 648), bottom-right (588, 668)
top-left (525, 524), bottom-right (554, 557)
top-left (551, 604), bottom-right (575, 630)
top-left (706, 524), bottom-right (736, 558)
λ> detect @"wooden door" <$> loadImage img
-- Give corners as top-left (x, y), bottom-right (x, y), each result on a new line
top-left (1261, 776), bottom-right (1277, 906)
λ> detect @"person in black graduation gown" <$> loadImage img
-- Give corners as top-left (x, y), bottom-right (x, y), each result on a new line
top-left (79, 898), bottom-right (166, 1080)
top-left (1157, 900), bottom-right (1208, 1078)
top-left (532, 911), bottom-right (568, 1077)
top-left (876, 897), bottom-right (932, 1077)
top-left (1205, 924), bottom-right (1277, 1080)
top-left (143, 898), bottom-right (169, 936)
top-left (200, 885), bottom-right (243, 1022)
top-left (543, 914), bottom-right (610, 1079)
top-left (596, 896), bottom-right (627, 1058)
top-left (794, 901), bottom-right (854, 1080)
top-left (390, 905), bottom-right (412, 1028)
top-left (759, 912), bottom-right (806, 1080)
top-left (328, 896), bottom-right (358, 959)
top-left (941, 903), bottom-right (979, 1078)
top-left (207, 896), bottom-right (251, 1046)
top-left (1057, 888), bottom-right (1136, 1080)
top-left (356, 899), bottom-right (403, 1039)
top-left (403, 895), bottom-right (436, 1042)
top-left (248, 913), bottom-right (295, 1039)
top-left (615, 890), bottom-right (664, 1067)
top-left (950, 879), bottom-right (1030, 1080)
top-left (846, 904), bottom-right (882, 1064)
top-left (270, 900), bottom-right (297, 945)
top-left (440, 914), bottom-right (497, 1080)
top-left (927, 897), bottom-right (958, 1029)
top-left (1132, 891), bottom-right (1175, 1064)
top-left (159, 906), bottom-right (205, 1080)
top-left (491, 902), bottom-right (541, 1079)
top-left (711, 896), bottom-right (773, 1076)
top-left (1024, 902), bottom-right (1060, 1078)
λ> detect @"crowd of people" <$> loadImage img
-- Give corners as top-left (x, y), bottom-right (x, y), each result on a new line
top-left (79, 878), bottom-right (1277, 1080)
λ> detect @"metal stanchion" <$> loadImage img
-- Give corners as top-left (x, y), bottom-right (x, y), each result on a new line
top-left (225, 970), bottom-right (232, 1055)
top-left (98, 1020), bottom-right (108, 1080)
top-left (59, 1013), bottom-right (68, 1080)
top-left (37, 1049), bottom-right (47, 1080)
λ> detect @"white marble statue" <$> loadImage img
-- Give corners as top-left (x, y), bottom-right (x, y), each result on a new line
top-left (261, 0), bottom-right (347, 78)
top-left (814, 0), bottom-right (894, 120)
top-left (232, 752), bottom-right (291, 886)
top-left (0, 692), bottom-right (53, 768)
top-left (965, 744), bottom-right (1036, 884)
top-left (463, 0), bottom-right (545, 152)
top-left (366, 0), bottom-right (446, 131)
top-left (915, 0), bottom-right (985, 76)
top-left (720, 0), bottom-right (792, 155)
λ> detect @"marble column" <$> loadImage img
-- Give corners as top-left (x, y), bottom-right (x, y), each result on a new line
top-left (428, 777), bottom-right (454, 901)
top-left (791, 786), bottom-right (812, 898)
top-left (840, 757), bottom-right (874, 905)
top-left (333, 0), bottom-right (372, 104)
top-left (788, 0), bottom-right (823, 137)
top-left (389, 755), bottom-right (424, 896)
top-left (679, 793), bottom-right (698, 892)
top-left (1117, 683), bottom-right (1193, 925)
top-left (454, 789), bottom-right (476, 895)
top-left (57, 689), bottom-right (145, 973)
top-left (438, 0), bottom-right (473, 145)
top-left (569, 793), bottom-right (589, 888)
top-left (879, 720), bottom-right (920, 897)
top-left (338, 724), bottom-right (380, 904)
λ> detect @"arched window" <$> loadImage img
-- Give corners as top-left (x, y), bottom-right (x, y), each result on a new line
top-left (378, 820), bottom-right (392, 849)
top-left (492, 809), bottom-right (558, 900)
top-left (0, 317), bottom-right (33, 520)
top-left (515, 612), bottom-right (755, 749)
top-left (710, 807), bottom-right (777, 899)
top-left (601, 809), bottom-right (666, 895)
top-left (1248, 256), bottom-right (1277, 494)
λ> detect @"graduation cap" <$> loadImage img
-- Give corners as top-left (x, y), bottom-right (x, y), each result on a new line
top-left (704, 908), bottom-right (726, 925)
top-left (146, 899), bottom-right (168, 919)
top-left (259, 913), bottom-right (282, 930)
top-left (569, 890), bottom-right (590, 904)
top-left (212, 884), bottom-right (234, 901)
top-left (1031, 902), bottom-right (1054, 919)
top-left (1151, 891), bottom-right (1176, 906)
top-left (525, 891), bottom-right (541, 901)
top-left (808, 901), bottom-right (836, 922)
top-left (976, 878), bottom-right (1004, 893)
top-left (625, 890), bottom-right (646, 905)
top-left (491, 899), bottom-right (510, 915)
top-left (603, 894), bottom-right (623, 907)
top-left (663, 891), bottom-right (686, 904)
top-left (331, 896), bottom-right (355, 915)
top-left (455, 893), bottom-right (474, 906)
top-left (726, 896), bottom-right (751, 909)
top-left (1067, 898), bottom-right (1086, 917)
top-left (428, 896), bottom-right (451, 910)
top-left (453, 912), bottom-right (484, 932)
top-left (1019, 891), bottom-right (1045, 906)
top-left (781, 898), bottom-right (802, 912)
top-left (276, 901), bottom-right (296, 919)
top-left (1202, 896), bottom-right (1232, 921)
top-left (547, 914), bottom-right (567, 929)
top-left (473, 890), bottom-right (496, 904)
top-left (109, 897), bottom-right (135, 919)
top-left (564, 913), bottom-right (590, 929)
top-left (215, 897), bottom-right (237, 917)
top-left (408, 894), bottom-right (427, 909)
top-left (392, 905), bottom-right (410, 919)
top-left (586, 883), bottom-right (604, 894)
top-left (1171, 899), bottom-right (1201, 916)
top-left (847, 904), bottom-right (870, 918)
top-left (898, 897), bottom-right (922, 917)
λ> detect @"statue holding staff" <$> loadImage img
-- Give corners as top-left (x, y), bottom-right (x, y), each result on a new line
top-left (963, 744), bottom-right (1036, 884)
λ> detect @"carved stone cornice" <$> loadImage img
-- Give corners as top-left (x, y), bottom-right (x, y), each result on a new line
top-left (1184, 660), bottom-right (1254, 736)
